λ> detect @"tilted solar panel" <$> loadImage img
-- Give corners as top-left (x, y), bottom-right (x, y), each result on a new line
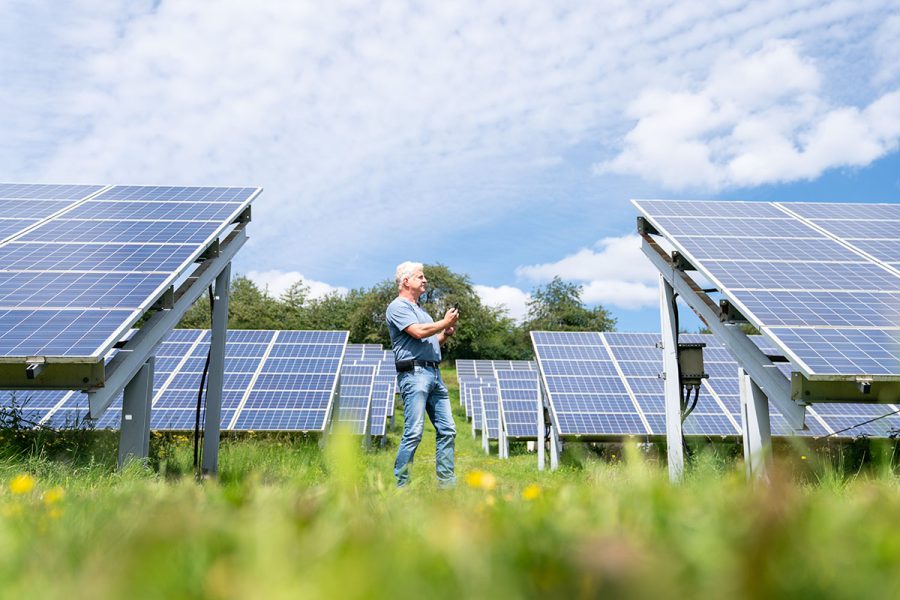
top-left (632, 199), bottom-right (900, 379)
top-left (0, 183), bottom-right (259, 363)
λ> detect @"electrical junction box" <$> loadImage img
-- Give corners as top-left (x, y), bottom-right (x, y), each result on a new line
top-left (677, 343), bottom-right (707, 386)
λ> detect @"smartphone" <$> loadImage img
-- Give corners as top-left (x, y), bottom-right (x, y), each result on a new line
top-left (452, 302), bottom-right (460, 312)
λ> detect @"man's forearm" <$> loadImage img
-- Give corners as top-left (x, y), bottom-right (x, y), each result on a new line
top-left (406, 320), bottom-right (448, 340)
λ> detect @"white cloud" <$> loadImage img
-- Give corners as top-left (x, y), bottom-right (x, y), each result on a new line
top-left (245, 270), bottom-right (347, 300)
top-left (3, 1), bottom-right (896, 278)
top-left (516, 234), bottom-right (658, 310)
top-left (596, 40), bottom-right (900, 190)
top-left (474, 284), bottom-right (531, 322)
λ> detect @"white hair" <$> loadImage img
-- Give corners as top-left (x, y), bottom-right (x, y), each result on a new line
top-left (395, 261), bottom-right (424, 290)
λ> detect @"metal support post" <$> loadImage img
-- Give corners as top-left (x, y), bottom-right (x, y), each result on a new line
top-left (740, 368), bottom-right (772, 480)
top-left (118, 357), bottom-right (154, 468)
top-left (537, 394), bottom-right (546, 471)
top-left (500, 429), bottom-right (509, 459)
top-left (660, 275), bottom-right (685, 482)
top-left (201, 263), bottom-right (231, 476)
top-left (549, 423), bottom-right (560, 471)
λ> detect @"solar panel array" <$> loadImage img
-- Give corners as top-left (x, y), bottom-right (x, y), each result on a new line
top-left (0, 183), bottom-right (258, 361)
top-left (340, 344), bottom-right (396, 437)
top-left (632, 200), bottom-right (900, 378)
top-left (6, 329), bottom-right (348, 432)
top-left (334, 364), bottom-right (377, 435)
top-left (456, 359), bottom-right (537, 442)
top-left (532, 331), bottom-right (900, 439)
top-left (495, 369), bottom-right (541, 439)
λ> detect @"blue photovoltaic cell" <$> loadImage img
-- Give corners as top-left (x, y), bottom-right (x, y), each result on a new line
top-left (705, 261), bottom-right (900, 291)
top-left (234, 409), bottom-right (327, 431)
top-left (0, 238), bottom-right (194, 273)
top-left (633, 199), bottom-right (900, 379)
top-left (532, 330), bottom-right (649, 436)
top-left (686, 237), bottom-right (863, 262)
top-left (95, 186), bottom-right (258, 203)
top-left (19, 219), bottom-right (223, 245)
top-left (481, 383), bottom-right (501, 440)
top-left (471, 386), bottom-right (485, 432)
top-left (0, 309), bottom-right (131, 357)
top-left (62, 201), bottom-right (243, 222)
top-left (772, 328), bottom-right (900, 377)
top-left (369, 377), bottom-right (393, 437)
top-left (0, 200), bottom-right (79, 219)
top-left (0, 272), bottom-right (167, 309)
top-left (732, 291), bottom-right (900, 328)
top-left (0, 183), bottom-right (104, 200)
top-left (241, 390), bottom-right (332, 410)
top-left (0, 184), bottom-right (258, 360)
top-left (334, 364), bottom-right (376, 434)
top-left (784, 202), bottom-right (900, 221)
top-left (844, 240), bottom-right (900, 264)
top-left (495, 369), bottom-right (539, 439)
top-left (651, 216), bottom-right (821, 239)
top-left (0, 220), bottom-right (40, 239)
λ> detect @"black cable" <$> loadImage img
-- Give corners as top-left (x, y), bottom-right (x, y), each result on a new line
top-left (193, 285), bottom-right (214, 476)
top-left (817, 407), bottom-right (900, 440)
top-left (682, 386), bottom-right (700, 421)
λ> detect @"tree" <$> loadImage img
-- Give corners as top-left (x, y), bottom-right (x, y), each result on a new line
top-left (523, 276), bottom-right (616, 332)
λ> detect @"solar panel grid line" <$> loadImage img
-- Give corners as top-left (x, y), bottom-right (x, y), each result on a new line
top-left (0, 185), bottom-right (113, 246)
top-left (697, 379), bottom-right (742, 435)
top-left (36, 391), bottom-right (76, 425)
top-left (0, 185), bottom-right (258, 361)
top-left (151, 330), bottom-right (209, 406)
top-left (773, 203), bottom-right (900, 280)
top-left (226, 330), bottom-right (281, 430)
top-left (335, 364), bottom-right (377, 435)
top-left (633, 200), bottom-right (835, 377)
top-left (599, 333), bottom-right (653, 435)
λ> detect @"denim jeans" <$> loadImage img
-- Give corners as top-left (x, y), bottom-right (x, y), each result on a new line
top-left (394, 365), bottom-right (456, 487)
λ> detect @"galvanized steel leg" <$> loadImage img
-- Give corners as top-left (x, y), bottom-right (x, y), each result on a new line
top-left (118, 357), bottom-right (154, 468)
top-left (740, 368), bottom-right (772, 480)
top-left (549, 424), bottom-right (560, 471)
top-left (201, 263), bottom-right (230, 476)
top-left (660, 275), bottom-right (684, 483)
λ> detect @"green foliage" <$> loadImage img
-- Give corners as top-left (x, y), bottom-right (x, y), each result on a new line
top-left (524, 276), bottom-right (616, 332)
top-left (0, 374), bottom-right (899, 598)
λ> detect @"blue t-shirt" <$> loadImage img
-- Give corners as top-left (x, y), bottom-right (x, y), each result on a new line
top-left (385, 297), bottom-right (442, 362)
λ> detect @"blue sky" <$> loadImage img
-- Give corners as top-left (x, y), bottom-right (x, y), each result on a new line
top-left (2, 1), bottom-right (899, 333)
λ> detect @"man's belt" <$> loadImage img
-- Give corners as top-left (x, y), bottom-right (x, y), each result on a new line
top-left (395, 359), bottom-right (440, 372)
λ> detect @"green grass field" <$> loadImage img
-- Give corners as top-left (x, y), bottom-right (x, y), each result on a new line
top-left (1, 369), bottom-right (899, 599)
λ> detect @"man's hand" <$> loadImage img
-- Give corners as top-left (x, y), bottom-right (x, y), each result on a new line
top-left (444, 325), bottom-right (456, 337)
top-left (443, 307), bottom-right (460, 328)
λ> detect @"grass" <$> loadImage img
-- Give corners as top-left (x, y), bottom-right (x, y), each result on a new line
top-left (1, 369), bottom-right (899, 598)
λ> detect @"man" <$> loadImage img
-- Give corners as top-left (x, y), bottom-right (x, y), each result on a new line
top-left (386, 261), bottom-right (460, 488)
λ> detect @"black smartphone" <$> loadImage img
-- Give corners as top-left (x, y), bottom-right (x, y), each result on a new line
top-left (452, 302), bottom-right (460, 312)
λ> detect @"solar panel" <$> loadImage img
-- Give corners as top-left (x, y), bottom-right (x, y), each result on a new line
top-left (531, 331), bottom-right (651, 437)
top-left (633, 199), bottom-right (900, 379)
top-left (480, 381), bottom-right (501, 440)
top-left (495, 369), bottom-right (540, 439)
top-left (32, 329), bottom-right (347, 432)
top-left (334, 364), bottom-right (377, 435)
top-left (0, 183), bottom-right (258, 362)
top-left (531, 330), bottom-right (897, 439)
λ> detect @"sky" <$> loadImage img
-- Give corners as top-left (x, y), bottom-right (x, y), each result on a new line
top-left (3, 0), bottom-right (899, 333)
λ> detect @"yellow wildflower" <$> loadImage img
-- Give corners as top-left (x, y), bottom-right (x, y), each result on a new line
top-left (464, 470), bottom-right (497, 491)
top-left (522, 484), bottom-right (542, 501)
top-left (484, 494), bottom-right (496, 507)
top-left (801, 455), bottom-right (807, 461)
top-left (9, 474), bottom-right (35, 495)
top-left (43, 487), bottom-right (65, 506)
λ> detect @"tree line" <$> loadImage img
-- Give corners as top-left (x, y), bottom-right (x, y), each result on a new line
top-left (178, 264), bottom-right (616, 361)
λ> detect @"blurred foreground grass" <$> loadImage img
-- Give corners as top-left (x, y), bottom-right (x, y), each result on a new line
top-left (1, 370), bottom-right (899, 599)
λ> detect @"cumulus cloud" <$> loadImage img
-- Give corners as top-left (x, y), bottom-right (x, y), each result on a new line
top-left (3, 1), bottom-right (897, 279)
top-left (245, 270), bottom-right (347, 300)
top-left (474, 284), bottom-right (531, 322)
top-left (516, 234), bottom-right (658, 310)
top-left (596, 40), bottom-right (900, 190)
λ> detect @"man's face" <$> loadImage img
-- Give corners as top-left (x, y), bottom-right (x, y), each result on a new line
top-left (405, 270), bottom-right (427, 296)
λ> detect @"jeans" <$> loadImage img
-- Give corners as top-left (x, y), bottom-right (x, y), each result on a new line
top-left (394, 366), bottom-right (456, 487)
